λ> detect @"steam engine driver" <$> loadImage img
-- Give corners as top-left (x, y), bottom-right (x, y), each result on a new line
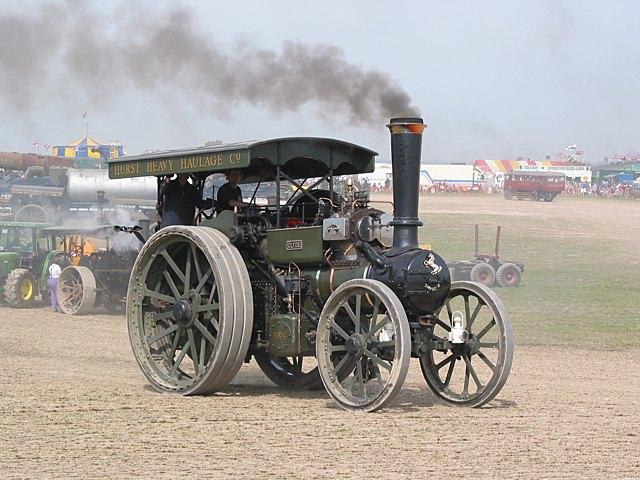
top-left (215, 170), bottom-right (251, 214)
top-left (159, 173), bottom-right (213, 228)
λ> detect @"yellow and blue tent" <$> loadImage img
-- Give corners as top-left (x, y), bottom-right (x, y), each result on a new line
top-left (52, 135), bottom-right (125, 168)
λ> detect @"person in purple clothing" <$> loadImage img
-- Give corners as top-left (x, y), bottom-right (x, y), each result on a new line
top-left (47, 258), bottom-right (62, 313)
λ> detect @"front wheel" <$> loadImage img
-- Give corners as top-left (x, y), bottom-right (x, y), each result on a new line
top-left (419, 281), bottom-right (514, 407)
top-left (4, 268), bottom-right (37, 307)
top-left (316, 279), bottom-right (411, 412)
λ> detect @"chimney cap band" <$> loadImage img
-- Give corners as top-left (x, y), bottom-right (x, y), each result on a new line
top-left (386, 117), bottom-right (427, 135)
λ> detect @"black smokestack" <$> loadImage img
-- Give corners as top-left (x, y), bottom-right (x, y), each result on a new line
top-left (387, 117), bottom-right (426, 250)
top-left (0, 3), bottom-right (418, 125)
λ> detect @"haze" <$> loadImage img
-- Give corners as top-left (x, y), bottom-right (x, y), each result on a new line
top-left (0, 0), bottom-right (638, 164)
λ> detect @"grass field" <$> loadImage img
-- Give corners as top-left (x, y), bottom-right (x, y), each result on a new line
top-left (373, 193), bottom-right (640, 349)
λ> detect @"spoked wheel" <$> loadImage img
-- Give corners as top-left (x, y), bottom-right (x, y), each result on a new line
top-left (255, 354), bottom-right (323, 390)
top-left (419, 281), bottom-right (514, 407)
top-left (316, 279), bottom-right (411, 412)
top-left (127, 226), bottom-right (252, 395)
top-left (57, 266), bottom-right (97, 315)
top-left (14, 204), bottom-right (50, 223)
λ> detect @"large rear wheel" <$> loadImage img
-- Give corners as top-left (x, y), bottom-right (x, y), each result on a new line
top-left (316, 279), bottom-right (411, 412)
top-left (127, 226), bottom-right (253, 395)
top-left (419, 281), bottom-right (514, 407)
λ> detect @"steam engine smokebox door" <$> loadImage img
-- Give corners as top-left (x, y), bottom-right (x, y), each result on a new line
top-left (404, 250), bottom-right (451, 314)
top-left (268, 313), bottom-right (300, 357)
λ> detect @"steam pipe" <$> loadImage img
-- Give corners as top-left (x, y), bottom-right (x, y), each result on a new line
top-left (386, 117), bottom-right (426, 250)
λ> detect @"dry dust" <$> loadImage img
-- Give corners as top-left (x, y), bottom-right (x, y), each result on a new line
top-left (2, 194), bottom-right (640, 479)
top-left (1, 307), bottom-right (638, 480)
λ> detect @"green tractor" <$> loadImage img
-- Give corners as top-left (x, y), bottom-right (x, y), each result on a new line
top-left (0, 221), bottom-right (65, 307)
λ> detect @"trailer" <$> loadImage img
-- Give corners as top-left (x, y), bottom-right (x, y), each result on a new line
top-left (447, 225), bottom-right (524, 287)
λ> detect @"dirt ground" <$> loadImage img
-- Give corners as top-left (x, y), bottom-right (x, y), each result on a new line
top-left (2, 194), bottom-right (639, 479)
top-left (1, 307), bottom-right (638, 480)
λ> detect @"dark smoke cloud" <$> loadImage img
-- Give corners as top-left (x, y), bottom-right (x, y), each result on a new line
top-left (0, 1), bottom-right (418, 124)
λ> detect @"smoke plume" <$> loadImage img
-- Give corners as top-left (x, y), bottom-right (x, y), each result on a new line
top-left (0, 1), bottom-right (418, 124)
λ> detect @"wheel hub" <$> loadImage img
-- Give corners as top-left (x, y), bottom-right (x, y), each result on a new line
top-left (345, 334), bottom-right (366, 357)
top-left (172, 299), bottom-right (193, 326)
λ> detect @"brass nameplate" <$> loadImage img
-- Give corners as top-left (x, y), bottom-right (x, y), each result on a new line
top-left (285, 240), bottom-right (303, 251)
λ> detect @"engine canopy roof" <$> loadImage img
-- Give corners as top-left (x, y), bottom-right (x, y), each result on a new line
top-left (107, 137), bottom-right (377, 183)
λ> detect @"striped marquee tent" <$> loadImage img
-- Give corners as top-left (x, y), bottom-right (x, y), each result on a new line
top-left (51, 135), bottom-right (125, 168)
top-left (474, 159), bottom-right (570, 174)
top-left (474, 159), bottom-right (592, 182)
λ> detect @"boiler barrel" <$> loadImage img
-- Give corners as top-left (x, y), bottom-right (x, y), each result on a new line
top-left (65, 169), bottom-right (157, 205)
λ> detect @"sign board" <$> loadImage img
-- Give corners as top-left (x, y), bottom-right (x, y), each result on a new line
top-left (109, 150), bottom-right (250, 179)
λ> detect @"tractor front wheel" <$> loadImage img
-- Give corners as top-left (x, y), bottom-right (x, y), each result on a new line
top-left (4, 268), bottom-right (37, 307)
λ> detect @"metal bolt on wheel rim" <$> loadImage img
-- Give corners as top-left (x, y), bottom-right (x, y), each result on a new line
top-left (127, 226), bottom-right (252, 395)
top-left (419, 281), bottom-right (514, 407)
top-left (316, 279), bottom-right (411, 412)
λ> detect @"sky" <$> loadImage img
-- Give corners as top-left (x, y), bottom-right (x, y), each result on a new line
top-left (0, 0), bottom-right (638, 164)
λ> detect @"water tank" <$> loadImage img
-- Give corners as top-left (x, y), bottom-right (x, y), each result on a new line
top-left (66, 169), bottom-right (156, 205)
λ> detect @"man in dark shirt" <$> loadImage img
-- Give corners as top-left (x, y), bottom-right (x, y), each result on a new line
top-left (215, 170), bottom-right (250, 214)
top-left (159, 174), bottom-right (212, 228)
